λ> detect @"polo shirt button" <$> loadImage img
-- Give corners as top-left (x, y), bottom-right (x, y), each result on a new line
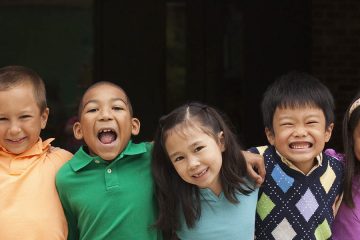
top-left (107, 168), bottom-right (112, 174)
top-left (95, 160), bottom-right (100, 164)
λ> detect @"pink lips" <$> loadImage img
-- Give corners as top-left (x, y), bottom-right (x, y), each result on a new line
top-left (192, 167), bottom-right (209, 178)
top-left (7, 137), bottom-right (26, 144)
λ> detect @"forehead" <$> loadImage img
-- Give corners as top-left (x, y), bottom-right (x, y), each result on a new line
top-left (165, 122), bottom-right (213, 141)
top-left (274, 106), bottom-right (325, 117)
top-left (0, 82), bottom-right (40, 112)
top-left (0, 81), bottom-right (35, 97)
top-left (82, 83), bottom-right (127, 104)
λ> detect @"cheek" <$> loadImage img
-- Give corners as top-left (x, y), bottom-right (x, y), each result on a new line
top-left (173, 163), bottom-right (187, 178)
top-left (354, 140), bottom-right (360, 161)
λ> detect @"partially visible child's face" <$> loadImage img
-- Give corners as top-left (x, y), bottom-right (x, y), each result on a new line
top-left (353, 120), bottom-right (360, 161)
top-left (73, 83), bottom-right (140, 161)
top-left (266, 106), bottom-right (333, 174)
top-left (0, 82), bottom-right (48, 154)
top-left (164, 125), bottom-right (225, 195)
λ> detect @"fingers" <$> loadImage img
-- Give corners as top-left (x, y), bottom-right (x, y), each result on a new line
top-left (247, 163), bottom-right (263, 187)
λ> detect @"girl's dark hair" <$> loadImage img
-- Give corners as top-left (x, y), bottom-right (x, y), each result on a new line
top-left (262, 71), bottom-right (335, 132)
top-left (342, 92), bottom-right (360, 208)
top-left (151, 102), bottom-right (253, 234)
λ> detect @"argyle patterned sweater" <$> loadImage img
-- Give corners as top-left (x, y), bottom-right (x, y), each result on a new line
top-left (249, 145), bottom-right (343, 240)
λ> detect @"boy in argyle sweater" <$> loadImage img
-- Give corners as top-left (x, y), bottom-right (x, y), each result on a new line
top-left (249, 72), bottom-right (343, 240)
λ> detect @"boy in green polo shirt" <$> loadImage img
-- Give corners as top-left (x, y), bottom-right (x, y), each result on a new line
top-left (56, 81), bottom-right (265, 240)
top-left (56, 81), bottom-right (160, 240)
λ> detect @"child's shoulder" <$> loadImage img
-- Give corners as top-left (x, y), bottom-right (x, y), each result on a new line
top-left (47, 146), bottom-right (73, 162)
top-left (323, 150), bottom-right (344, 171)
top-left (248, 145), bottom-right (272, 156)
top-left (129, 141), bottom-right (153, 154)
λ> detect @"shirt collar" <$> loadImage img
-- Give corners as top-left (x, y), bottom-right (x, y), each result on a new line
top-left (70, 140), bottom-right (147, 172)
top-left (0, 138), bottom-right (53, 159)
top-left (277, 150), bottom-right (323, 175)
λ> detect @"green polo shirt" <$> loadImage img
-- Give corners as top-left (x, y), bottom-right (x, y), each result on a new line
top-left (56, 141), bottom-right (161, 240)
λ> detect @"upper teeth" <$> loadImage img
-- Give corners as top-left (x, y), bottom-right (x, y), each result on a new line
top-left (194, 168), bottom-right (207, 177)
top-left (100, 129), bottom-right (112, 133)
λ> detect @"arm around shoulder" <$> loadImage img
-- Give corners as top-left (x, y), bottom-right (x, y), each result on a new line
top-left (242, 150), bottom-right (265, 186)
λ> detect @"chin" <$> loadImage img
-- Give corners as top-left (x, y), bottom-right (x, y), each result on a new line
top-left (100, 154), bottom-right (119, 161)
top-left (98, 150), bottom-right (122, 161)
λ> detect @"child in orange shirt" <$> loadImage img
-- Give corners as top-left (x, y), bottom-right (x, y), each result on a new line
top-left (0, 65), bottom-right (73, 240)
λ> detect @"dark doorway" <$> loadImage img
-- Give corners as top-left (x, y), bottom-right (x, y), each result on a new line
top-left (94, 0), bottom-right (311, 148)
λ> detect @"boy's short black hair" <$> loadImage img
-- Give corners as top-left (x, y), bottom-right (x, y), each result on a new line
top-left (261, 71), bottom-right (334, 132)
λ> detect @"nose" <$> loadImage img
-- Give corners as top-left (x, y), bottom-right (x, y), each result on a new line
top-left (99, 108), bottom-right (113, 121)
top-left (293, 125), bottom-right (307, 137)
top-left (9, 121), bottom-right (21, 135)
top-left (188, 155), bottom-right (200, 170)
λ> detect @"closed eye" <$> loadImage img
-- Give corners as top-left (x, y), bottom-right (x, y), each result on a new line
top-left (20, 115), bottom-right (32, 119)
top-left (86, 108), bottom-right (98, 113)
top-left (113, 106), bottom-right (124, 111)
top-left (0, 117), bottom-right (7, 121)
top-left (280, 123), bottom-right (293, 126)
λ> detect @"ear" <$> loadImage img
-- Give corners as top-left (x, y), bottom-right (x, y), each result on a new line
top-left (265, 127), bottom-right (275, 145)
top-left (218, 131), bottom-right (225, 152)
top-left (73, 121), bottom-right (84, 140)
top-left (131, 118), bottom-right (141, 136)
top-left (40, 108), bottom-right (49, 129)
top-left (324, 123), bottom-right (334, 143)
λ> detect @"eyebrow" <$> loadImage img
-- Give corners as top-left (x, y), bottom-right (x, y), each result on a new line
top-left (83, 98), bottom-right (128, 109)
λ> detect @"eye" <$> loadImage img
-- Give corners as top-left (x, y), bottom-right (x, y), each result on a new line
top-left (20, 115), bottom-right (32, 119)
top-left (307, 121), bottom-right (318, 125)
top-left (280, 122), bottom-right (293, 126)
top-left (0, 117), bottom-right (7, 121)
top-left (86, 108), bottom-right (98, 113)
top-left (194, 146), bottom-right (205, 152)
top-left (113, 106), bottom-right (124, 111)
top-left (174, 156), bottom-right (184, 162)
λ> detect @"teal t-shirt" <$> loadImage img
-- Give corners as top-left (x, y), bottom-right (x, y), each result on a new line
top-left (56, 141), bottom-right (161, 240)
top-left (176, 186), bottom-right (259, 240)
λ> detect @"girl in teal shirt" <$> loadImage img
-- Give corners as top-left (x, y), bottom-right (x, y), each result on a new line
top-left (152, 102), bottom-right (259, 240)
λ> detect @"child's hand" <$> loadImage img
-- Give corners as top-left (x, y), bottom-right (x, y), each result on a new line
top-left (242, 151), bottom-right (266, 186)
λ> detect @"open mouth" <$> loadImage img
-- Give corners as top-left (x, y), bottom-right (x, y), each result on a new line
top-left (192, 168), bottom-right (209, 178)
top-left (98, 129), bottom-right (117, 144)
top-left (289, 142), bottom-right (313, 149)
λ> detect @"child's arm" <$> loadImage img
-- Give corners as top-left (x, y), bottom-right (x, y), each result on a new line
top-left (55, 177), bottom-right (79, 240)
top-left (242, 151), bottom-right (265, 186)
top-left (63, 207), bottom-right (79, 240)
top-left (333, 194), bottom-right (343, 216)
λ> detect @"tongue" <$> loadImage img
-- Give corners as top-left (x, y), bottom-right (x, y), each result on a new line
top-left (99, 132), bottom-right (116, 144)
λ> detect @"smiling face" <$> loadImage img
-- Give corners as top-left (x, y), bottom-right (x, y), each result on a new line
top-left (73, 83), bottom-right (140, 160)
top-left (266, 106), bottom-right (333, 174)
top-left (0, 82), bottom-right (48, 154)
top-left (164, 125), bottom-right (225, 195)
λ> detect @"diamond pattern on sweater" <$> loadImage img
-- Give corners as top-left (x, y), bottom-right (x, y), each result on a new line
top-left (271, 218), bottom-right (296, 240)
top-left (320, 164), bottom-right (336, 194)
top-left (314, 219), bottom-right (331, 240)
top-left (271, 164), bottom-right (294, 193)
top-left (296, 188), bottom-right (319, 221)
top-left (257, 193), bottom-right (275, 220)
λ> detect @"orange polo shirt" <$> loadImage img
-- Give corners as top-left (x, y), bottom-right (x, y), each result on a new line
top-left (0, 138), bottom-right (73, 240)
